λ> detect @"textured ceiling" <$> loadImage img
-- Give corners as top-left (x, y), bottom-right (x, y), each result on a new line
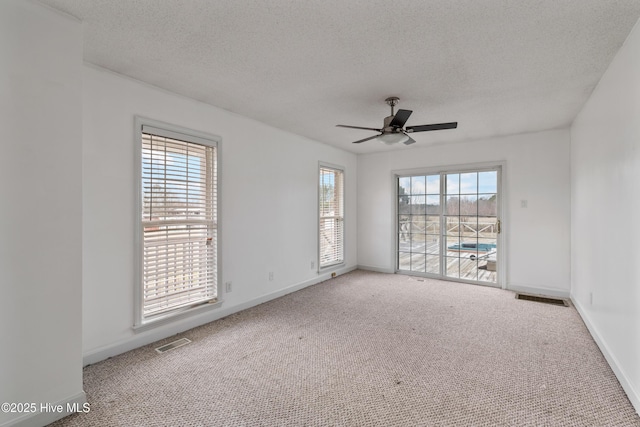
top-left (38, 0), bottom-right (640, 154)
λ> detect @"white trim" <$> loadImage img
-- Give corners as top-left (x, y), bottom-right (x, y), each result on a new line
top-left (133, 300), bottom-right (223, 333)
top-left (133, 116), bottom-right (222, 330)
top-left (507, 283), bottom-right (570, 299)
top-left (391, 160), bottom-right (506, 179)
top-left (357, 264), bottom-right (396, 274)
top-left (401, 269), bottom-right (503, 289)
top-left (140, 124), bottom-right (217, 147)
top-left (572, 297), bottom-right (640, 415)
top-left (84, 265), bottom-right (357, 366)
top-left (318, 260), bottom-right (345, 271)
top-left (0, 392), bottom-right (87, 427)
top-left (133, 117), bottom-right (144, 327)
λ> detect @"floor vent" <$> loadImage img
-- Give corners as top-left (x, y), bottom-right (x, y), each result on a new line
top-left (155, 338), bottom-right (191, 354)
top-left (516, 293), bottom-right (568, 307)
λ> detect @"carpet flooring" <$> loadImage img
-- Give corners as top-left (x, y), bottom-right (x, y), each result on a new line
top-left (50, 270), bottom-right (640, 426)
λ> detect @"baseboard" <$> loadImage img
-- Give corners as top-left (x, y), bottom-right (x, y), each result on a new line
top-left (0, 392), bottom-right (87, 427)
top-left (572, 297), bottom-right (640, 415)
top-left (506, 283), bottom-right (570, 299)
top-left (356, 270), bottom-right (572, 300)
top-left (357, 264), bottom-right (395, 274)
top-left (83, 265), bottom-right (357, 366)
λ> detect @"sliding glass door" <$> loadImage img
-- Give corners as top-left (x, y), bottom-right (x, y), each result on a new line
top-left (398, 175), bottom-right (441, 274)
top-left (397, 168), bottom-right (500, 285)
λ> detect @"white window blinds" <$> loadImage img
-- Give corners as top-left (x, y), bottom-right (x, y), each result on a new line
top-left (141, 126), bottom-right (217, 320)
top-left (319, 166), bottom-right (344, 268)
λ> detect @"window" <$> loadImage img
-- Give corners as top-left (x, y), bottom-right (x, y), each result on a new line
top-left (319, 165), bottom-right (344, 268)
top-left (136, 120), bottom-right (219, 326)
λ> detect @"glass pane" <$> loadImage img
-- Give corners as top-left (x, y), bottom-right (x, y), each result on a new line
top-left (461, 257), bottom-right (478, 281)
top-left (426, 255), bottom-right (439, 274)
top-left (460, 215), bottom-right (478, 239)
top-left (411, 215), bottom-right (426, 233)
top-left (398, 215), bottom-right (410, 237)
top-left (477, 218), bottom-right (498, 238)
top-left (445, 235), bottom-right (461, 253)
top-left (426, 195), bottom-right (440, 214)
top-left (411, 253), bottom-right (426, 272)
top-left (460, 195), bottom-right (477, 216)
top-left (425, 235), bottom-right (440, 254)
top-left (398, 234), bottom-right (410, 252)
top-left (478, 238), bottom-right (497, 253)
top-left (477, 243), bottom-right (497, 282)
top-left (460, 172), bottom-right (478, 194)
top-left (478, 271), bottom-right (495, 283)
top-left (445, 196), bottom-right (459, 215)
top-left (410, 234), bottom-right (426, 253)
top-left (398, 196), bottom-right (411, 214)
top-left (399, 177), bottom-right (411, 195)
top-left (446, 174), bottom-right (460, 195)
top-left (398, 252), bottom-right (411, 270)
top-left (478, 194), bottom-right (497, 216)
top-left (425, 215), bottom-right (440, 235)
top-left (479, 171), bottom-right (497, 194)
top-left (478, 255), bottom-right (496, 282)
top-left (445, 217), bottom-right (459, 236)
top-left (426, 175), bottom-right (440, 194)
top-left (410, 196), bottom-right (425, 214)
top-left (460, 241), bottom-right (480, 260)
top-left (411, 176), bottom-right (426, 195)
top-left (446, 257), bottom-right (460, 278)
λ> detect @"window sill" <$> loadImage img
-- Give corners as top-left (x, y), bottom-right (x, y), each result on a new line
top-left (318, 261), bottom-right (345, 273)
top-left (133, 299), bottom-right (223, 333)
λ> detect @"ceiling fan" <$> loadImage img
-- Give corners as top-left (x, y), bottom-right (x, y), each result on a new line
top-left (336, 97), bottom-right (458, 145)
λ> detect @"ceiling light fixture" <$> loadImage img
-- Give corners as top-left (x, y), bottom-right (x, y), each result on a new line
top-left (378, 133), bottom-right (410, 145)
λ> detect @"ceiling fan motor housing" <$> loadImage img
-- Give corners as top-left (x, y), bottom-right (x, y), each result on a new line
top-left (383, 115), bottom-right (399, 132)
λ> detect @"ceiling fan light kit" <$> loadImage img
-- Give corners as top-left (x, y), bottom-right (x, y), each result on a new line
top-left (378, 133), bottom-right (410, 145)
top-left (336, 97), bottom-right (458, 146)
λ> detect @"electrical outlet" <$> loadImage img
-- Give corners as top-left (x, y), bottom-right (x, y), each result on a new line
top-left (311, 261), bottom-right (315, 269)
top-left (269, 272), bottom-right (274, 281)
top-left (589, 291), bottom-right (593, 306)
top-left (225, 281), bottom-right (232, 293)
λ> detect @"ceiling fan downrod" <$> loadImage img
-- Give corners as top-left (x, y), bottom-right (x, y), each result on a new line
top-left (385, 96), bottom-right (399, 116)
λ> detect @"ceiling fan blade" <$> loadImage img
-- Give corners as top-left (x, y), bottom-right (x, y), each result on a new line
top-left (403, 135), bottom-right (416, 145)
top-left (352, 134), bottom-right (382, 144)
top-left (336, 124), bottom-right (383, 132)
top-left (406, 122), bottom-right (458, 132)
top-left (388, 109), bottom-right (412, 128)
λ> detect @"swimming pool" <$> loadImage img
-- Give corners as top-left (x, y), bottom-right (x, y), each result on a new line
top-left (447, 242), bottom-right (496, 252)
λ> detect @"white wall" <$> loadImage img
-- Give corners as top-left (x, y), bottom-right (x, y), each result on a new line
top-left (82, 65), bottom-right (357, 362)
top-left (357, 129), bottom-right (571, 296)
top-left (571, 19), bottom-right (640, 413)
top-left (0, 1), bottom-right (85, 426)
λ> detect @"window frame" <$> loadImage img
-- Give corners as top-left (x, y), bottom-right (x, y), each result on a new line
top-left (134, 117), bottom-right (222, 331)
top-left (318, 162), bottom-right (345, 271)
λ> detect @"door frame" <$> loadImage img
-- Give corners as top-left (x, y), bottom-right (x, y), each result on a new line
top-left (392, 161), bottom-right (507, 289)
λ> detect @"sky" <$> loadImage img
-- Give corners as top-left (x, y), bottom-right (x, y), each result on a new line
top-left (399, 170), bottom-right (497, 197)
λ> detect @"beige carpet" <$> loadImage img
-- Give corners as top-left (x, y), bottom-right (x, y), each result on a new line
top-left (51, 270), bottom-right (640, 426)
